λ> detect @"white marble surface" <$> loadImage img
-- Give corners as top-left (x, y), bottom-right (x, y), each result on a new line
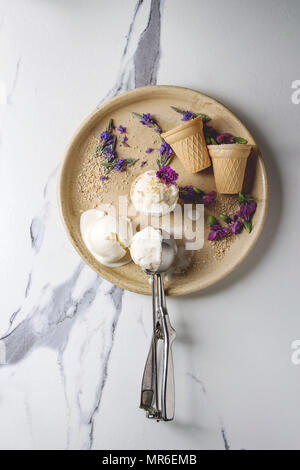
top-left (0, 0), bottom-right (300, 450)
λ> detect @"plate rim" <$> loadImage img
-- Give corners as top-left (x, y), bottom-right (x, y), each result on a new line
top-left (58, 85), bottom-right (269, 296)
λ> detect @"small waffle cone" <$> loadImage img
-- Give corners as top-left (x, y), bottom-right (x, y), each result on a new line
top-left (162, 116), bottom-right (211, 173)
top-left (208, 144), bottom-right (252, 194)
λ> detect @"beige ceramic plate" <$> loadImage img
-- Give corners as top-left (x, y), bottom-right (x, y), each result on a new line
top-left (58, 85), bottom-right (268, 296)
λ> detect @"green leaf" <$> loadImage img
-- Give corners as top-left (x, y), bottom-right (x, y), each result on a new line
top-left (220, 213), bottom-right (231, 224)
top-left (210, 137), bottom-right (218, 145)
top-left (125, 158), bottom-right (138, 167)
top-left (195, 112), bottom-right (211, 122)
top-left (94, 142), bottom-right (104, 158)
top-left (163, 156), bottom-right (172, 167)
top-left (101, 161), bottom-right (116, 173)
top-left (106, 118), bottom-right (113, 132)
top-left (193, 187), bottom-right (204, 196)
top-left (239, 192), bottom-right (256, 203)
top-left (153, 123), bottom-right (161, 133)
top-left (170, 105), bottom-right (184, 115)
top-left (243, 220), bottom-right (252, 233)
top-left (208, 215), bottom-right (218, 227)
top-left (111, 135), bottom-right (117, 151)
top-left (130, 112), bottom-right (143, 120)
top-left (233, 136), bottom-right (248, 144)
top-left (101, 161), bottom-right (116, 168)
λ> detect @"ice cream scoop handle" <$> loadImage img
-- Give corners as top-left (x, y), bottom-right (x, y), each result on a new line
top-left (160, 314), bottom-right (175, 421)
top-left (140, 340), bottom-right (155, 410)
top-left (140, 275), bottom-right (159, 416)
top-left (157, 275), bottom-right (176, 421)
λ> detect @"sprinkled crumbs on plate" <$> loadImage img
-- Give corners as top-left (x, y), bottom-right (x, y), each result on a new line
top-left (206, 194), bottom-right (240, 260)
top-left (78, 137), bottom-right (105, 201)
top-left (211, 234), bottom-right (237, 261)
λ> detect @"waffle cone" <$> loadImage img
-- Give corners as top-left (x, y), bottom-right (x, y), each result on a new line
top-left (208, 144), bottom-right (252, 194)
top-left (162, 116), bottom-right (211, 173)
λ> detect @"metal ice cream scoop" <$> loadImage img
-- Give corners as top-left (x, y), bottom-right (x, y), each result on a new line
top-left (140, 233), bottom-right (177, 421)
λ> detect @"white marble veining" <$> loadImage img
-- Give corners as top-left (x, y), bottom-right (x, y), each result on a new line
top-left (0, 0), bottom-right (300, 450)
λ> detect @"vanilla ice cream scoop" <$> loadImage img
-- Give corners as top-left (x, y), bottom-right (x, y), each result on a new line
top-left (80, 208), bottom-right (133, 267)
top-left (130, 170), bottom-right (179, 216)
top-left (130, 226), bottom-right (163, 272)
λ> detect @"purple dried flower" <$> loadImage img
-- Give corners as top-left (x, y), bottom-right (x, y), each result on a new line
top-left (181, 111), bottom-right (195, 121)
top-left (145, 147), bottom-right (153, 154)
top-left (236, 201), bottom-right (257, 221)
top-left (100, 176), bottom-right (108, 181)
top-left (230, 219), bottom-right (243, 234)
top-left (208, 225), bottom-right (229, 241)
top-left (117, 125), bottom-right (126, 134)
top-left (156, 165), bottom-right (178, 185)
top-left (202, 191), bottom-right (216, 206)
top-left (154, 127), bottom-right (162, 133)
top-left (122, 135), bottom-right (128, 145)
top-left (100, 130), bottom-right (113, 144)
top-left (158, 141), bottom-right (173, 167)
top-left (103, 146), bottom-right (115, 161)
top-left (159, 141), bottom-right (173, 157)
top-left (179, 185), bottom-right (195, 203)
top-left (140, 161), bottom-right (147, 167)
top-left (140, 113), bottom-right (154, 126)
top-left (179, 186), bottom-right (205, 203)
top-left (115, 158), bottom-right (126, 172)
top-left (216, 133), bottom-right (234, 144)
